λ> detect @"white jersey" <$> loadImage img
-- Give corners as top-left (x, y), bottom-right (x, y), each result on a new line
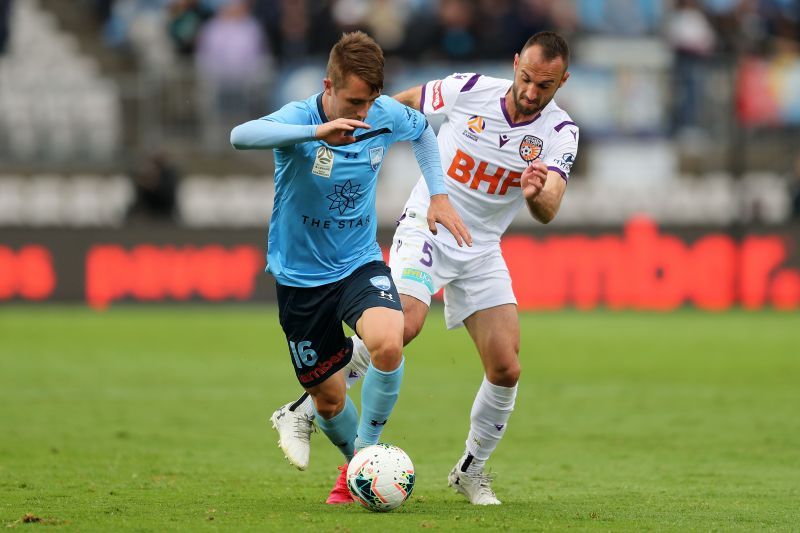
top-left (401, 73), bottom-right (579, 248)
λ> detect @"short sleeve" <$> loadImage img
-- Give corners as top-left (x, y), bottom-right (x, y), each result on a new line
top-left (543, 123), bottom-right (579, 181)
top-left (419, 73), bottom-right (481, 117)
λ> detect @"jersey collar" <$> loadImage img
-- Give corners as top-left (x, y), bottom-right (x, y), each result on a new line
top-left (316, 93), bottom-right (328, 122)
top-left (500, 96), bottom-right (541, 128)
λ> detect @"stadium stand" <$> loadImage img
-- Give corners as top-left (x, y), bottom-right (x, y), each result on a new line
top-left (0, 0), bottom-right (120, 162)
top-left (0, 0), bottom-right (798, 228)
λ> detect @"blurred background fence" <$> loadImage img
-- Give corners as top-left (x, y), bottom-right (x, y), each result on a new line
top-left (1, 0), bottom-right (799, 307)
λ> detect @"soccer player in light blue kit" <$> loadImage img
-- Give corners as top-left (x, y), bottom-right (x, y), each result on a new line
top-left (230, 31), bottom-right (472, 503)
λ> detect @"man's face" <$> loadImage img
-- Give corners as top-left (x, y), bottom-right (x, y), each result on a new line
top-left (324, 74), bottom-right (380, 122)
top-left (511, 45), bottom-right (569, 117)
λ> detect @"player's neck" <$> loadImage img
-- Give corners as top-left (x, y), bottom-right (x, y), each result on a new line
top-left (321, 92), bottom-right (335, 122)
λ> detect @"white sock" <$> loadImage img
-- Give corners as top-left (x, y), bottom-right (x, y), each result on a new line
top-left (344, 335), bottom-right (371, 388)
top-left (464, 376), bottom-right (517, 472)
top-left (291, 393), bottom-right (315, 418)
top-left (290, 336), bottom-right (372, 420)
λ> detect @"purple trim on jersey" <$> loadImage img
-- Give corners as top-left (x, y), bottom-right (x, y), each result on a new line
top-left (460, 74), bottom-right (481, 92)
top-left (554, 120), bottom-right (577, 132)
top-left (396, 208), bottom-right (407, 226)
top-left (548, 165), bottom-right (568, 181)
top-left (419, 83), bottom-right (426, 112)
top-left (500, 97), bottom-right (541, 128)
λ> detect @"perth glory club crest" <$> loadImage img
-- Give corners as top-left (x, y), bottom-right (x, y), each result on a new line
top-left (519, 135), bottom-right (543, 162)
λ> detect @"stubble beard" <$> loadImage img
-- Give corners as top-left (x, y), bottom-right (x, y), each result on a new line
top-left (512, 84), bottom-right (547, 117)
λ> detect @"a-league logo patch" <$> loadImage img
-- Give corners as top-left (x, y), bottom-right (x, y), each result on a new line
top-left (467, 115), bottom-right (485, 134)
top-left (369, 276), bottom-right (392, 291)
top-left (519, 135), bottom-right (543, 162)
top-left (369, 146), bottom-right (384, 171)
top-left (312, 146), bottom-right (334, 177)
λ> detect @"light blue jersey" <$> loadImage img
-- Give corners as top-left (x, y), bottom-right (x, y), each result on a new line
top-left (251, 93), bottom-right (428, 287)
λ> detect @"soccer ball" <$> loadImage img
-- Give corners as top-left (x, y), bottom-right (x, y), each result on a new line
top-left (346, 443), bottom-right (415, 512)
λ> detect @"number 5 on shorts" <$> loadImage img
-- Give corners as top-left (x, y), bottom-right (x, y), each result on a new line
top-left (290, 340), bottom-right (318, 368)
top-left (420, 241), bottom-right (433, 267)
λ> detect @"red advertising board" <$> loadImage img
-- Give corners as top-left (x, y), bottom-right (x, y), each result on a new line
top-left (1, 218), bottom-right (798, 310)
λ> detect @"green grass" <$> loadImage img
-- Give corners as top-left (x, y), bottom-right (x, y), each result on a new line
top-left (1, 307), bottom-right (799, 531)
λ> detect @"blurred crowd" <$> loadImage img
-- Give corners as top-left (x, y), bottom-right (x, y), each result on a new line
top-left (1, 0), bottom-right (798, 174)
top-left (78, 0), bottom-right (800, 138)
top-left (85, 0), bottom-right (800, 67)
top-left (2, 0), bottom-right (799, 99)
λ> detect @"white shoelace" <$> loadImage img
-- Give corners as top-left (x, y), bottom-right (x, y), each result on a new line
top-left (293, 416), bottom-right (314, 441)
top-left (465, 470), bottom-right (497, 499)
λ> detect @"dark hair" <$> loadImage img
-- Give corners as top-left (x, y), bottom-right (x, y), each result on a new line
top-left (327, 31), bottom-right (384, 94)
top-left (521, 31), bottom-right (570, 68)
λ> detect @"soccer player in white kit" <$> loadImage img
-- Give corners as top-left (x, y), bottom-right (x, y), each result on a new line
top-left (271, 31), bottom-right (579, 505)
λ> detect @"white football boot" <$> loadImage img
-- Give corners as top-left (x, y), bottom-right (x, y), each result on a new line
top-left (270, 402), bottom-right (314, 470)
top-left (447, 452), bottom-right (501, 505)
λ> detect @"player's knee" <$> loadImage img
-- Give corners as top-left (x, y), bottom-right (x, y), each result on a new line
top-left (487, 360), bottom-right (521, 387)
top-left (369, 335), bottom-right (403, 371)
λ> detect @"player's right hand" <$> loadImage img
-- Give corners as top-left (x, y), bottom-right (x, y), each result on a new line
top-left (427, 194), bottom-right (473, 247)
top-left (521, 160), bottom-right (548, 199)
top-left (315, 118), bottom-right (370, 146)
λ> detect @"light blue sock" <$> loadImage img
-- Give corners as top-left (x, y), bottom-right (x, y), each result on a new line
top-left (315, 395), bottom-right (357, 461)
top-left (355, 358), bottom-right (404, 450)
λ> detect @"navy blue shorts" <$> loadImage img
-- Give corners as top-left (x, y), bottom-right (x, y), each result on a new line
top-left (276, 261), bottom-right (403, 387)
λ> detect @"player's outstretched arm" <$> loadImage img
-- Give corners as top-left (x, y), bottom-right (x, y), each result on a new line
top-left (392, 86), bottom-right (423, 111)
top-left (521, 161), bottom-right (567, 224)
top-left (230, 118), bottom-right (370, 150)
top-left (230, 120), bottom-right (317, 150)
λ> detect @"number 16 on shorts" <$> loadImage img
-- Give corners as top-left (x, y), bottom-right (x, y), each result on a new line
top-left (289, 340), bottom-right (318, 368)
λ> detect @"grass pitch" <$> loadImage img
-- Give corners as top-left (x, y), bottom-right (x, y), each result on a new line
top-left (1, 307), bottom-right (799, 531)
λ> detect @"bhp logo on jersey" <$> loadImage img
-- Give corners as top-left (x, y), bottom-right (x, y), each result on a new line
top-left (446, 149), bottom-right (521, 195)
top-left (432, 80), bottom-right (444, 110)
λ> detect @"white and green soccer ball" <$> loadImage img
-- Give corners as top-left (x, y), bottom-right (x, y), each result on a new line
top-left (346, 443), bottom-right (415, 512)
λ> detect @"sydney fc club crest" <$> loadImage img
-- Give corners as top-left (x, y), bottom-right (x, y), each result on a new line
top-left (370, 276), bottom-right (392, 291)
top-left (519, 135), bottom-right (543, 162)
top-left (369, 146), bottom-right (384, 170)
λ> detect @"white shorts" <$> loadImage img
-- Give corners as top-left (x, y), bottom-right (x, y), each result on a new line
top-left (389, 223), bottom-right (517, 329)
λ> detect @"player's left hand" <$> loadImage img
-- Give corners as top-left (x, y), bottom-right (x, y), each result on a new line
top-left (521, 160), bottom-right (548, 199)
top-left (427, 194), bottom-right (472, 247)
